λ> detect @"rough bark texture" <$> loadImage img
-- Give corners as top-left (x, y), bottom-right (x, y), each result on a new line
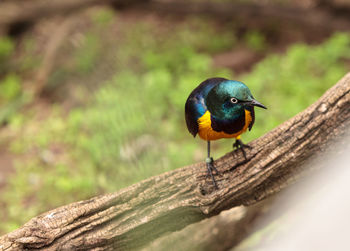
top-left (0, 73), bottom-right (349, 250)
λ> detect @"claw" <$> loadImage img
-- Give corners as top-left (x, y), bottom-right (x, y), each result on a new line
top-left (233, 139), bottom-right (251, 160)
top-left (205, 157), bottom-right (218, 189)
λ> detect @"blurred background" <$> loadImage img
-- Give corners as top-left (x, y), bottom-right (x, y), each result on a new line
top-left (0, 0), bottom-right (349, 234)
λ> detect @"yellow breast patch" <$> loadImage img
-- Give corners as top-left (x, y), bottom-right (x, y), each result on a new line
top-left (197, 110), bottom-right (252, 141)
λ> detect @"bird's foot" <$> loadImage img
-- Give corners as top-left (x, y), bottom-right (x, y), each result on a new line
top-left (205, 157), bottom-right (218, 189)
top-left (233, 139), bottom-right (252, 160)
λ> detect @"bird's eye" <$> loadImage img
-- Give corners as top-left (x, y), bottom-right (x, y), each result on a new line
top-left (230, 97), bottom-right (238, 104)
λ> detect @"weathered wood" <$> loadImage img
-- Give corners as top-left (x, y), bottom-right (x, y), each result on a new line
top-left (142, 199), bottom-right (275, 251)
top-left (0, 73), bottom-right (349, 250)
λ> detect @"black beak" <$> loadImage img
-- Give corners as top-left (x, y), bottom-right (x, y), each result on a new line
top-left (250, 99), bottom-right (267, 109)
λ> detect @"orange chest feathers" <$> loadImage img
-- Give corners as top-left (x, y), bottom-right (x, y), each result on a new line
top-left (197, 110), bottom-right (252, 141)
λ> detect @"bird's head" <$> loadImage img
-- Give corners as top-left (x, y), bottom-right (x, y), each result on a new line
top-left (205, 80), bottom-right (266, 119)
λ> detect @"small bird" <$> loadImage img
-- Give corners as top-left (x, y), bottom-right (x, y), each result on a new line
top-left (185, 77), bottom-right (267, 188)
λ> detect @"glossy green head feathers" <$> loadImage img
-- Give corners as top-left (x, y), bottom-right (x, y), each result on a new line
top-left (205, 80), bottom-right (263, 119)
top-left (209, 80), bottom-right (253, 102)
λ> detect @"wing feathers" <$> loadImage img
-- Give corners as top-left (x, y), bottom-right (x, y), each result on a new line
top-left (184, 78), bottom-right (226, 137)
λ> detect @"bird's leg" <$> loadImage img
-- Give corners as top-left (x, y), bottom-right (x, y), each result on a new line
top-left (205, 141), bottom-right (218, 189)
top-left (233, 137), bottom-right (252, 160)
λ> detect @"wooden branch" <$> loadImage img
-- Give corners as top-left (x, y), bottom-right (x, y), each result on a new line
top-left (143, 198), bottom-right (275, 251)
top-left (0, 73), bottom-right (349, 250)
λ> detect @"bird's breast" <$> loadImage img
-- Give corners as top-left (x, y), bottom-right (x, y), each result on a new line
top-left (197, 109), bottom-right (252, 141)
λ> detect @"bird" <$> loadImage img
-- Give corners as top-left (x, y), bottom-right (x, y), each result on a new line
top-left (185, 77), bottom-right (267, 188)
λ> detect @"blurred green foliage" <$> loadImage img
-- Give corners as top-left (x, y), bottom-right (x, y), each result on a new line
top-left (0, 37), bottom-right (34, 126)
top-left (242, 33), bottom-right (350, 140)
top-left (0, 74), bottom-right (28, 125)
top-left (0, 9), bottom-right (349, 233)
top-left (74, 33), bottom-right (101, 73)
top-left (91, 8), bottom-right (115, 25)
top-left (244, 30), bottom-right (267, 52)
top-left (0, 37), bottom-right (14, 65)
top-left (0, 74), bottom-right (21, 101)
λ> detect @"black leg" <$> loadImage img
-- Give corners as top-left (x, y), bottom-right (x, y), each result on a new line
top-left (205, 141), bottom-right (218, 189)
top-left (233, 139), bottom-right (252, 160)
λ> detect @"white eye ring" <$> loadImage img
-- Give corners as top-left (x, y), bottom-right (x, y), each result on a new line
top-left (230, 97), bottom-right (238, 104)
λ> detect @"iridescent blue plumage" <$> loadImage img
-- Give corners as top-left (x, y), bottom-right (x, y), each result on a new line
top-left (185, 77), bottom-right (226, 137)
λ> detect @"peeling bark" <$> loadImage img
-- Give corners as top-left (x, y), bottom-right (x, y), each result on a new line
top-left (0, 73), bottom-right (349, 250)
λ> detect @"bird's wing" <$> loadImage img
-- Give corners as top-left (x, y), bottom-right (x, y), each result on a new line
top-left (185, 78), bottom-right (226, 137)
top-left (185, 94), bottom-right (205, 137)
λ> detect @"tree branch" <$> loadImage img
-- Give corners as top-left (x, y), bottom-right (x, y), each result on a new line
top-left (0, 73), bottom-right (349, 250)
top-left (142, 198), bottom-right (275, 251)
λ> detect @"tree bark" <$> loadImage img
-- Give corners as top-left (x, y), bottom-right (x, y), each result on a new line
top-left (142, 198), bottom-right (276, 251)
top-left (0, 73), bottom-right (349, 250)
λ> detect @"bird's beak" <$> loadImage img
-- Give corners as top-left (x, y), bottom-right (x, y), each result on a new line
top-left (250, 99), bottom-right (267, 109)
